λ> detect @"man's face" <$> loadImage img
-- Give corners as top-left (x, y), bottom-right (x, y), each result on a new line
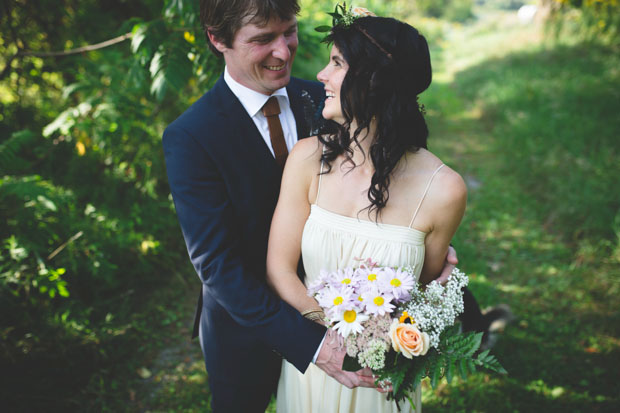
top-left (211, 15), bottom-right (298, 95)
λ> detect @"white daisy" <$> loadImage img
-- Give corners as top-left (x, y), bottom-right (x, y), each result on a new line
top-left (361, 284), bottom-right (395, 316)
top-left (330, 267), bottom-right (361, 289)
top-left (317, 285), bottom-right (356, 318)
top-left (333, 308), bottom-right (369, 338)
top-left (355, 266), bottom-right (383, 285)
top-left (307, 269), bottom-right (331, 296)
top-left (380, 267), bottom-right (416, 302)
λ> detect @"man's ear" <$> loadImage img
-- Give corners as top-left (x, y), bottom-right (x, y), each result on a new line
top-left (207, 30), bottom-right (228, 54)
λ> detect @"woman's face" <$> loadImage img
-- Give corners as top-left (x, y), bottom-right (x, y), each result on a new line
top-left (317, 45), bottom-right (348, 123)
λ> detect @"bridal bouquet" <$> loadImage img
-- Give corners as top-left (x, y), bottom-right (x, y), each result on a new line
top-left (307, 259), bottom-right (506, 407)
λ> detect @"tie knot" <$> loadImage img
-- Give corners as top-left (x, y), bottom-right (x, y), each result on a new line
top-left (262, 96), bottom-right (281, 117)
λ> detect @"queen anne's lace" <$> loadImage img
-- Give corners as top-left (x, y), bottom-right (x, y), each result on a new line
top-left (357, 339), bottom-right (389, 370)
top-left (402, 268), bottom-right (468, 348)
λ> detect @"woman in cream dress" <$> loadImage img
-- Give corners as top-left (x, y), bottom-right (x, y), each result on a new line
top-left (266, 15), bottom-right (467, 413)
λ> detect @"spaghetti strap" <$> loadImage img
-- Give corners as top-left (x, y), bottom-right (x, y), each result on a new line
top-left (315, 146), bottom-right (326, 206)
top-left (408, 164), bottom-right (445, 228)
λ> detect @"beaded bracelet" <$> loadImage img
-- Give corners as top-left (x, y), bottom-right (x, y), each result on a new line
top-left (301, 309), bottom-right (326, 322)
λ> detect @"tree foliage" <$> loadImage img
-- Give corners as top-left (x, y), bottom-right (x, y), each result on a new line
top-left (415, 0), bottom-right (475, 22)
top-left (0, 0), bottom-right (340, 408)
top-left (543, 0), bottom-right (620, 42)
top-left (0, 0), bottom-right (200, 408)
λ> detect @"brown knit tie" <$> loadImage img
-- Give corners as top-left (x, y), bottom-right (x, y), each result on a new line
top-left (262, 96), bottom-right (288, 169)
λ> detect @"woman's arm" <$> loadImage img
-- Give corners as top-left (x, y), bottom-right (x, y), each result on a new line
top-left (419, 167), bottom-right (467, 285)
top-left (267, 137), bottom-right (323, 314)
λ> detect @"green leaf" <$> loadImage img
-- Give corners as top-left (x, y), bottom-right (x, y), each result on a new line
top-left (131, 24), bottom-right (148, 53)
top-left (446, 357), bottom-right (455, 384)
top-left (62, 83), bottom-right (85, 99)
top-left (389, 362), bottom-right (407, 396)
top-left (314, 25), bottom-right (332, 32)
top-left (0, 130), bottom-right (36, 174)
top-left (467, 359), bottom-right (476, 375)
top-left (148, 41), bottom-right (193, 101)
top-left (429, 359), bottom-right (441, 388)
top-left (57, 282), bottom-right (70, 298)
top-left (459, 358), bottom-right (469, 380)
top-left (475, 351), bottom-right (508, 375)
top-left (342, 354), bottom-right (362, 372)
top-left (477, 349), bottom-right (490, 360)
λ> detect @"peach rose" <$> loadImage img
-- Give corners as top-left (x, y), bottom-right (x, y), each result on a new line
top-left (389, 319), bottom-right (429, 359)
top-left (351, 7), bottom-right (376, 17)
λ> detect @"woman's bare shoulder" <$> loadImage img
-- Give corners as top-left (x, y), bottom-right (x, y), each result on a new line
top-left (289, 136), bottom-right (323, 165)
top-left (282, 136), bottom-right (323, 183)
top-left (428, 163), bottom-right (467, 209)
top-left (408, 149), bottom-right (466, 205)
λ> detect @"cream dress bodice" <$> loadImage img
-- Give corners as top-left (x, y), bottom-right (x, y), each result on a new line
top-left (275, 162), bottom-right (444, 413)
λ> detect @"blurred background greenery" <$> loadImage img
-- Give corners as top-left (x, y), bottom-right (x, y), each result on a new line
top-left (1, 0), bottom-right (618, 411)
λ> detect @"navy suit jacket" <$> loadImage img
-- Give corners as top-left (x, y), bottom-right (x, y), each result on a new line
top-left (162, 75), bottom-right (327, 386)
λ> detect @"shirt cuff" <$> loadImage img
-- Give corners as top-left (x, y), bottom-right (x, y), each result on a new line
top-left (312, 331), bottom-right (328, 363)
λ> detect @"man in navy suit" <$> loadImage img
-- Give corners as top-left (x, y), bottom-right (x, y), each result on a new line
top-left (162, 1), bottom-right (377, 411)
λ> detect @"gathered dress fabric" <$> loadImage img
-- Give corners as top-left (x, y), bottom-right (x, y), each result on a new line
top-left (276, 163), bottom-right (444, 412)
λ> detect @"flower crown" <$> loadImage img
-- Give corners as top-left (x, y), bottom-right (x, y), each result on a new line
top-left (315, 3), bottom-right (392, 59)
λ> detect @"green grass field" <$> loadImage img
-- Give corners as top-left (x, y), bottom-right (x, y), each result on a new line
top-left (419, 11), bottom-right (620, 413)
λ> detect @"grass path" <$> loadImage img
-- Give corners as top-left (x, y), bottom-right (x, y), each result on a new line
top-left (420, 11), bottom-right (619, 412)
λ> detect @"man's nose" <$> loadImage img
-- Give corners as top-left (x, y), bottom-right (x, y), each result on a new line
top-left (272, 35), bottom-right (292, 61)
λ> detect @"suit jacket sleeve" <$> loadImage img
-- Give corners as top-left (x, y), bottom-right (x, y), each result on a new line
top-left (162, 122), bottom-right (325, 373)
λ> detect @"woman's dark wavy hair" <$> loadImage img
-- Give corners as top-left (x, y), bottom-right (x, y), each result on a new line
top-left (318, 16), bottom-right (432, 219)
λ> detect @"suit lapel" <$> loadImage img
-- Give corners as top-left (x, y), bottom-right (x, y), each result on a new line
top-left (212, 77), bottom-right (281, 180)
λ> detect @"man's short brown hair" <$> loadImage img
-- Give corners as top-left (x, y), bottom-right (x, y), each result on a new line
top-left (200, 0), bottom-right (301, 57)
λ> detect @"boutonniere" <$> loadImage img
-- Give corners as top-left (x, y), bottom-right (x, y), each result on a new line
top-left (300, 89), bottom-right (326, 137)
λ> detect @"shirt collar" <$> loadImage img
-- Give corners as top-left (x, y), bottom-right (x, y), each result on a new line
top-left (224, 66), bottom-right (290, 118)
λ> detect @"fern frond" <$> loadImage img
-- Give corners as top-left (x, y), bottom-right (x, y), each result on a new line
top-left (388, 363), bottom-right (407, 396)
top-left (475, 350), bottom-right (508, 374)
top-left (443, 331), bottom-right (483, 357)
top-left (428, 356), bottom-right (442, 388)
top-left (0, 130), bottom-right (36, 174)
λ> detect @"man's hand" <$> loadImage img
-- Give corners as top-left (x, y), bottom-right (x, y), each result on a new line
top-left (315, 329), bottom-right (376, 389)
top-left (435, 245), bottom-right (458, 285)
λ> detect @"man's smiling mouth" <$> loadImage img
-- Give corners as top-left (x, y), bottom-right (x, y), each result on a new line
top-left (265, 64), bottom-right (286, 71)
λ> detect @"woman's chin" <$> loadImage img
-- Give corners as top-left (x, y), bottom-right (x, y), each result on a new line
top-left (322, 109), bottom-right (344, 125)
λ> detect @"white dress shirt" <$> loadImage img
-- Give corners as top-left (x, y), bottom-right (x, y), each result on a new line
top-left (224, 67), bottom-right (298, 156)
